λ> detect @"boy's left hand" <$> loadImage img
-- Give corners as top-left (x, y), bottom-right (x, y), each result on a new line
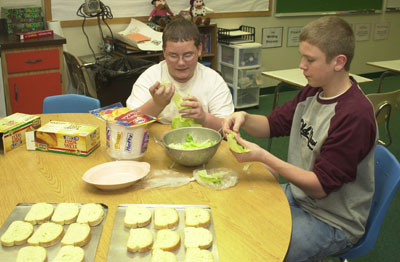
top-left (179, 96), bottom-right (206, 123)
top-left (231, 133), bottom-right (265, 163)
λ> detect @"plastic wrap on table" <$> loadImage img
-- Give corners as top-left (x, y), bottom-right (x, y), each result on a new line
top-left (193, 168), bottom-right (238, 190)
top-left (132, 169), bottom-right (194, 190)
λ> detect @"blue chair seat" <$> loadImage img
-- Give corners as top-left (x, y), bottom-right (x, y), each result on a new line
top-left (338, 145), bottom-right (400, 260)
top-left (42, 94), bottom-right (100, 114)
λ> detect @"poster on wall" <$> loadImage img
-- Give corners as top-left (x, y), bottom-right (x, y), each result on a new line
top-left (262, 27), bottom-right (283, 48)
top-left (354, 23), bottom-right (371, 41)
top-left (287, 26), bottom-right (302, 47)
top-left (373, 22), bottom-right (390, 40)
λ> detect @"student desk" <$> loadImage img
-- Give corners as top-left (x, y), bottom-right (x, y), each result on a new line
top-left (262, 68), bottom-right (373, 111)
top-left (262, 68), bottom-right (373, 150)
top-left (0, 113), bottom-right (292, 262)
top-left (366, 59), bottom-right (400, 92)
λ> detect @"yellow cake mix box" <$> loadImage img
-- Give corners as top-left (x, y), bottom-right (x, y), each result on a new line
top-left (0, 113), bottom-right (41, 154)
top-left (34, 121), bottom-right (100, 156)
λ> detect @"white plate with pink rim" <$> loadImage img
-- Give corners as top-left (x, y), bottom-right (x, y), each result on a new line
top-left (82, 161), bottom-right (150, 190)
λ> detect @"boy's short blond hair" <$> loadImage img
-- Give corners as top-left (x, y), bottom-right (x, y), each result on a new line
top-left (300, 16), bottom-right (355, 71)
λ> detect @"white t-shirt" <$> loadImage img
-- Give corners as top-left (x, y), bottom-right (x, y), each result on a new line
top-left (126, 61), bottom-right (234, 124)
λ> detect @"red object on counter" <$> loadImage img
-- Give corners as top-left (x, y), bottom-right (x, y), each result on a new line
top-left (19, 29), bottom-right (54, 40)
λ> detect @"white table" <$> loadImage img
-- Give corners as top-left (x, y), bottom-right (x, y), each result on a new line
top-left (262, 68), bottom-right (373, 150)
top-left (366, 59), bottom-right (400, 92)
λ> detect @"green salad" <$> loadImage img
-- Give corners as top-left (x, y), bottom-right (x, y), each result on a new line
top-left (168, 134), bottom-right (217, 150)
top-left (196, 169), bottom-right (224, 184)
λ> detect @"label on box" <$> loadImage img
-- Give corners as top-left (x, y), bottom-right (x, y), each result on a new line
top-left (0, 113), bottom-right (41, 154)
top-left (34, 121), bottom-right (100, 156)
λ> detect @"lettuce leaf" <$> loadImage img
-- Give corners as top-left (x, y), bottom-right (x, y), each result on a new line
top-left (197, 170), bottom-right (223, 184)
top-left (171, 116), bottom-right (201, 129)
top-left (172, 92), bottom-right (191, 110)
top-left (226, 132), bottom-right (251, 153)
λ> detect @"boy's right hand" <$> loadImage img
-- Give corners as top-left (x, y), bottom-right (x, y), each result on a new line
top-left (149, 81), bottom-right (175, 108)
top-left (222, 111), bottom-right (247, 135)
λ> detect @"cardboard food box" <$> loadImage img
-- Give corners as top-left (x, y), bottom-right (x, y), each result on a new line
top-left (35, 121), bottom-right (100, 156)
top-left (0, 113), bottom-right (41, 154)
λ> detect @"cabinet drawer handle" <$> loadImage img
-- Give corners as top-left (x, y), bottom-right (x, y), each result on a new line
top-left (25, 58), bottom-right (43, 64)
top-left (14, 83), bottom-right (18, 101)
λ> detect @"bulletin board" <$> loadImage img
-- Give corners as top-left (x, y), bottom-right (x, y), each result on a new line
top-left (275, 0), bottom-right (384, 16)
top-left (44, 0), bottom-right (271, 27)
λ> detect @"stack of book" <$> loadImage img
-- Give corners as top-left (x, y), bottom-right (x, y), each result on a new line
top-left (113, 39), bottom-right (159, 55)
top-left (200, 33), bottom-right (212, 54)
top-left (1, 6), bottom-right (45, 35)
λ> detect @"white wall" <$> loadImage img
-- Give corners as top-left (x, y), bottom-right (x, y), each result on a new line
top-left (62, 12), bottom-right (400, 87)
top-left (2, 0), bottom-right (398, 87)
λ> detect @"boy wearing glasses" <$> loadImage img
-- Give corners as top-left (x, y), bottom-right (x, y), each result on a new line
top-left (222, 16), bottom-right (377, 261)
top-left (126, 18), bottom-right (234, 131)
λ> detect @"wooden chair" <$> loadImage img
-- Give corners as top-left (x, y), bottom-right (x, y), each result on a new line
top-left (63, 51), bottom-right (98, 98)
top-left (366, 89), bottom-right (400, 147)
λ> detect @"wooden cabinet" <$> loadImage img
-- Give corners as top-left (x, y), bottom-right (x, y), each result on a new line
top-left (198, 23), bottom-right (217, 70)
top-left (0, 34), bottom-right (66, 115)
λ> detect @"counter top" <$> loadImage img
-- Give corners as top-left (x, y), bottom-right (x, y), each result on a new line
top-left (0, 32), bottom-right (66, 50)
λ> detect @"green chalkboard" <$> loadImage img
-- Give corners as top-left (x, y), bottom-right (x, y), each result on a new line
top-left (276, 0), bottom-right (384, 16)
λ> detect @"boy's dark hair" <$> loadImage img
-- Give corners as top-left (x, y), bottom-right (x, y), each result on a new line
top-left (300, 16), bottom-right (355, 71)
top-left (162, 18), bottom-right (200, 49)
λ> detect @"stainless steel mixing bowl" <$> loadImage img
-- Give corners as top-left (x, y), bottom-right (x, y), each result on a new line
top-left (161, 127), bottom-right (222, 167)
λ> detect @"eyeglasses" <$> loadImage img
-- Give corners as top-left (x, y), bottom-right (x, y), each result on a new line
top-left (165, 52), bottom-right (196, 62)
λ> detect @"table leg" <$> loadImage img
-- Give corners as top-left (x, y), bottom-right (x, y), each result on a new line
top-left (271, 82), bottom-right (283, 111)
top-left (268, 82), bottom-right (284, 151)
top-left (377, 71), bottom-right (397, 93)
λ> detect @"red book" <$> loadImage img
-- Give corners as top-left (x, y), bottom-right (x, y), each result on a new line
top-left (19, 29), bottom-right (54, 40)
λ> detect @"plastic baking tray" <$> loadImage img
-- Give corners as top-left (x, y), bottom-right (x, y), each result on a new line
top-left (108, 204), bottom-right (219, 261)
top-left (0, 203), bottom-right (107, 261)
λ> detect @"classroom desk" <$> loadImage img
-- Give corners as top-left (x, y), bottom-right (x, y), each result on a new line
top-left (262, 68), bottom-right (373, 150)
top-left (0, 113), bottom-right (292, 262)
top-left (262, 68), bottom-right (373, 111)
top-left (366, 59), bottom-right (400, 93)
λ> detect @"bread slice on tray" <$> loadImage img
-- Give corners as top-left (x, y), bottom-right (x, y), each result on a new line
top-left (28, 222), bottom-right (64, 247)
top-left (24, 203), bottom-right (54, 224)
top-left (124, 205), bottom-right (152, 228)
top-left (51, 203), bottom-right (80, 225)
top-left (127, 227), bottom-right (153, 253)
top-left (76, 203), bottom-right (104, 226)
top-left (185, 207), bottom-right (211, 227)
top-left (153, 229), bottom-right (181, 251)
top-left (1, 220), bottom-right (34, 246)
top-left (185, 247), bottom-right (214, 262)
top-left (154, 206), bottom-right (179, 229)
top-left (16, 246), bottom-right (47, 262)
top-left (61, 222), bottom-right (91, 247)
top-left (151, 249), bottom-right (177, 262)
top-left (53, 245), bottom-right (85, 262)
top-left (184, 227), bottom-right (213, 249)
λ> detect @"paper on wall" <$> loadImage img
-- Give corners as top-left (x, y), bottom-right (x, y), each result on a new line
top-left (115, 18), bottom-right (162, 51)
top-left (47, 20), bottom-right (67, 50)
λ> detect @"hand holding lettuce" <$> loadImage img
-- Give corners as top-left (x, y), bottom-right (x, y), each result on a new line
top-left (226, 132), bottom-right (251, 153)
top-left (168, 82), bottom-right (202, 129)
